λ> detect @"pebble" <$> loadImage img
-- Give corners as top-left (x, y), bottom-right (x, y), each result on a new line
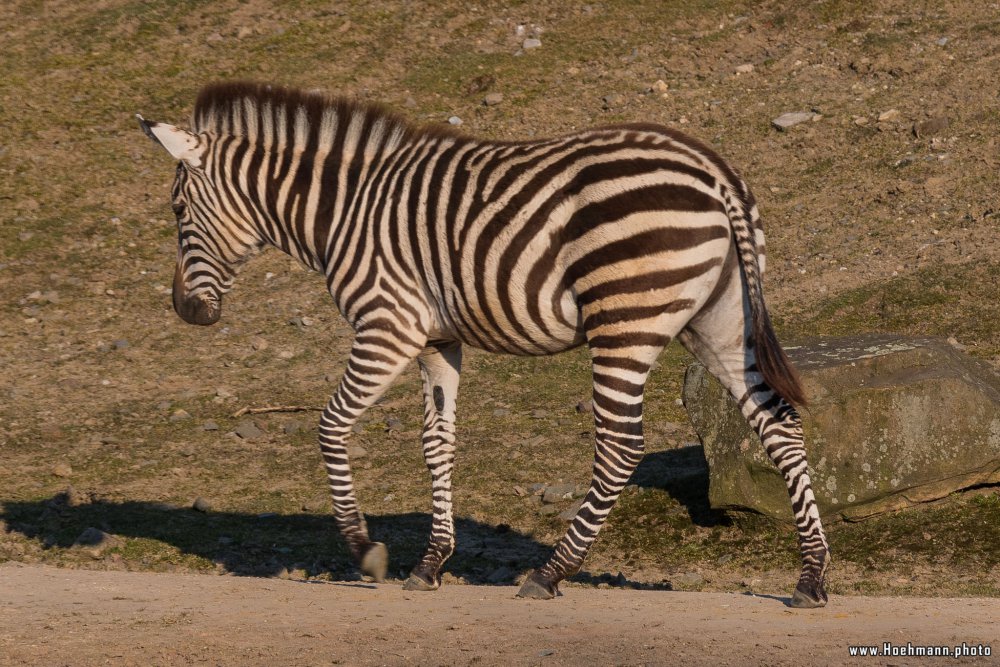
top-left (558, 498), bottom-right (584, 521)
top-left (169, 409), bottom-right (192, 422)
top-left (250, 337), bottom-right (269, 351)
top-left (527, 483), bottom-right (546, 496)
top-left (283, 420), bottom-right (302, 435)
top-left (734, 63), bottom-right (754, 74)
top-left (673, 571), bottom-right (704, 588)
top-left (302, 496), bottom-right (328, 513)
top-left (575, 399), bottom-right (593, 414)
top-left (51, 463), bottom-right (72, 478)
top-left (202, 420), bottom-right (219, 431)
top-left (913, 116), bottom-right (949, 138)
top-left (236, 26), bottom-right (253, 39)
top-left (113, 339), bottom-right (129, 349)
top-left (512, 485), bottom-right (528, 497)
top-left (447, 116), bottom-right (463, 126)
top-left (73, 527), bottom-right (119, 558)
top-left (492, 408), bottom-right (510, 417)
top-left (522, 37), bottom-right (542, 49)
top-left (650, 79), bottom-right (668, 94)
top-left (602, 93), bottom-right (624, 109)
top-left (483, 92), bottom-right (504, 106)
top-left (277, 349), bottom-right (295, 360)
top-left (192, 497), bottom-right (213, 512)
top-left (878, 109), bottom-right (901, 122)
top-left (771, 112), bottom-right (817, 131)
top-left (946, 336), bottom-right (967, 352)
top-left (234, 421), bottom-right (265, 440)
top-left (384, 417), bottom-right (403, 431)
top-left (531, 409), bottom-right (549, 419)
top-left (542, 483), bottom-right (576, 504)
top-left (539, 504), bottom-right (561, 516)
top-left (347, 445), bottom-right (368, 459)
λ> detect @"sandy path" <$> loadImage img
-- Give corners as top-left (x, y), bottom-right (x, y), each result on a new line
top-left (0, 563), bottom-right (995, 666)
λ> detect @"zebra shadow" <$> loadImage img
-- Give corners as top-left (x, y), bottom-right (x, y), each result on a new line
top-left (630, 443), bottom-right (729, 528)
top-left (0, 496), bottom-right (554, 584)
top-left (0, 445), bottom-right (720, 589)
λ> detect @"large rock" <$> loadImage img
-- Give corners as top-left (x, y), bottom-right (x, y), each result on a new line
top-left (683, 335), bottom-right (1000, 521)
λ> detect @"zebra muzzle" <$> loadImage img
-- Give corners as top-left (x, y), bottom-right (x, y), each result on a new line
top-left (172, 265), bottom-right (221, 326)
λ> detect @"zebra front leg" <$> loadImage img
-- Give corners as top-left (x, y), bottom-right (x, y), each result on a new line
top-left (403, 341), bottom-right (462, 591)
top-left (518, 342), bottom-right (658, 599)
top-left (319, 329), bottom-right (423, 582)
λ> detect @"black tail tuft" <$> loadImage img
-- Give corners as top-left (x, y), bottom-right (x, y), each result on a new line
top-left (752, 306), bottom-right (807, 407)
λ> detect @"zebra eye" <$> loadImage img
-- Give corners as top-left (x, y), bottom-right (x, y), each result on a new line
top-left (172, 202), bottom-right (187, 218)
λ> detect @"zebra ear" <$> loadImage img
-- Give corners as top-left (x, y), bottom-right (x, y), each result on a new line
top-left (136, 115), bottom-right (203, 168)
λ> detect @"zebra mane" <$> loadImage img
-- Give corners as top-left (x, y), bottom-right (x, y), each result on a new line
top-left (191, 81), bottom-right (451, 146)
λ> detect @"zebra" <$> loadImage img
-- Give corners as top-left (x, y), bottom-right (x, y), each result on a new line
top-left (137, 81), bottom-right (830, 608)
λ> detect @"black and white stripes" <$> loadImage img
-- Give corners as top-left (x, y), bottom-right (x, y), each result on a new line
top-left (140, 81), bottom-right (830, 607)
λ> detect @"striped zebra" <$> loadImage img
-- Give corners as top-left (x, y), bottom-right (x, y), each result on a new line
top-left (138, 81), bottom-right (830, 607)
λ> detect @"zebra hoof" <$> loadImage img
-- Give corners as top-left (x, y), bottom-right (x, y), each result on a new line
top-left (360, 542), bottom-right (389, 583)
top-left (516, 571), bottom-right (558, 600)
top-left (402, 572), bottom-right (439, 591)
top-left (789, 581), bottom-right (828, 609)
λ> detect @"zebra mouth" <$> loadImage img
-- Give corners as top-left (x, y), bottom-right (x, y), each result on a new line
top-left (173, 290), bottom-right (222, 326)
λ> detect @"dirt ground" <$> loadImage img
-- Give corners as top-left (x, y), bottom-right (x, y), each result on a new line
top-left (1, 563), bottom-right (996, 667)
top-left (2, 0), bottom-right (1000, 663)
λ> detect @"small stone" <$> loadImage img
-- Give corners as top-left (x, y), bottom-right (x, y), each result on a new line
top-left (527, 483), bottom-right (546, 496)
top-left (250, 337), bottom-right (269, 351)
top-left (531, 409), bottom-right (549, 419)
top-left (539, 504), bottom-right (561, 516)
top-left (946, 336), bottom-right (967, 352)
top-left (558, 498), bottom-right (584, 521)
top-left (202, 420), bottom-right (219, 431)
top-left (283, 420), bottom-right (302, 435)
top-left (513, 485), bottom-right (528, 497)
top-left (347, 446), bottom-right (368, 459)
top-left (853, 116), bottom-right (870, 126)
top-left (601, 93), bottom-right (624, 109)
top-left (51, 463), bottom-right (72, 478)
top-left (771, 112), bottom-right (816, 131)
top-left (73, 527), bottom-right (119, 558)
top-left (236, 26), bottom-right (253, 39)
top-left (384, 417), bottom-right (403, 432)
top-left (277, 349), bottom-right (295, 360)
top-left (650, 79), bottom-right (668, 93)
top-left (113, 339), bottom-right (129, 350)
top-left (492, 408), bottom-right (510, 417)
top-left (169, 409), bottom-right (192, 422)
top-left (215, 387), bottom-right (234, 399)
top-left (522, 37), bottom-right (542, 50)
top-left (206, 32), bottom-right (223, 43)
top-left (673, 571), bottom-right (703, 588)
top-left (234, 421), bottom-right (265, 440)
top-left (936, 36), bottom-right (949, 46)
top-left (192, 497), bottom-right (213, 512)
top-left (878, 109), bottom-right (901, 122)
top-left (542, 483), bottom-right (575, 504)
top-left (156, 400), bottom-right (172, 411)
top-left (300, 316), bottom-right (316, 327)
top-left (575, 399), bottom-right (593, 414)
top-left (447, 116), bottom-right (463, 126)
top-left (913, 116), bottom-right (949, 138)
top-left (734, 63), bottom-right (754, 74)
top-left (404, 96), bottom-right (417, 108)
top-left (483, 92), bottom-right (504, 106)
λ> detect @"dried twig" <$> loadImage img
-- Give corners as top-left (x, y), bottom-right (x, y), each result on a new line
top-left (231, 405), bottom-right (323, 418)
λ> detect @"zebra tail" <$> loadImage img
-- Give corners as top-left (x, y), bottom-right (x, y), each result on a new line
top-left (726, 189), bottom-right (808, 407)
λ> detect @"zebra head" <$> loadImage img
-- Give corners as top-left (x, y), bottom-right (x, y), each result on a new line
top-left (137, 115), bottom-right (262, 326)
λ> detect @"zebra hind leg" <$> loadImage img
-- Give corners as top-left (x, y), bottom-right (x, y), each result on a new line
top-left (319, 329), bottom-right (424, 582)
top-left (678, 289), bottom-right (830, 608)
top-left (403, 342), bottom-right (462, 591)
